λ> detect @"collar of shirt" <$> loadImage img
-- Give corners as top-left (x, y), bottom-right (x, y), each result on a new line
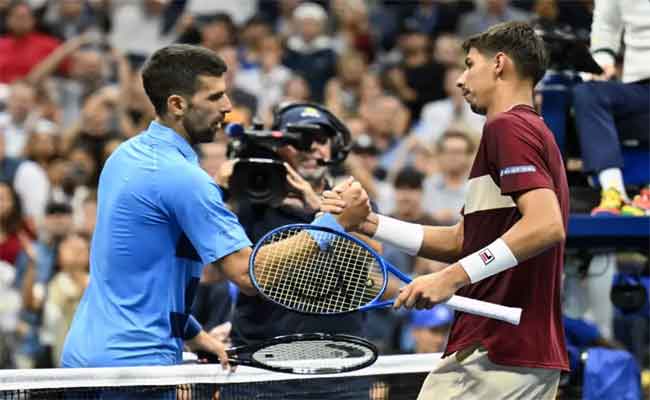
top-left (147, 120), bottom-right (199, 164)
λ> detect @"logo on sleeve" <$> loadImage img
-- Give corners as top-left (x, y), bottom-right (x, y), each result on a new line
top-left (500, 165), bottom-right (536, 177)
top-left (479, 249), bottom-right (494, 265)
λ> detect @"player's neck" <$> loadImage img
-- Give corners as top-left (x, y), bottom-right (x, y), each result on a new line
top-left (156, 116), bottom-right (193, 145)
top-left (486, 85), bottom-right (534, 119)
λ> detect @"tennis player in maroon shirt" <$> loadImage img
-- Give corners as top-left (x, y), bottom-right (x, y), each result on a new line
top-left (322, 21), bottom-right (569, 399)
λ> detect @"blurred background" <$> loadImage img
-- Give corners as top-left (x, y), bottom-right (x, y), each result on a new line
top-left (0, 1), bottom-right (647, 398)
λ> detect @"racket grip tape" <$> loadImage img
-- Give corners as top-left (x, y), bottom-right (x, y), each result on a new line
top-left (445, 295), bottom-right (522, 326)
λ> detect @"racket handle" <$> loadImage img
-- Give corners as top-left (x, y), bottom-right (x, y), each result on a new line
top-left (445, 295), bottom-right (522, 326)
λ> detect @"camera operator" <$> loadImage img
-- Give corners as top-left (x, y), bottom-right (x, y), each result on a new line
top-left (218, 103), bottom-right (382, 399)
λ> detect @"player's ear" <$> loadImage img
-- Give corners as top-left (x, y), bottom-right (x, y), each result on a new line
top-left (167, 95), bottom-right (187, 119)
top-left (494, 52), bottom-right (506, 78)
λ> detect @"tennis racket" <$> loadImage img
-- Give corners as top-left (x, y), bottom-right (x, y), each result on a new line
top-left (196, 333), bottom-right (377, 374)
top-left (249, 224), bottom-right (522, 325)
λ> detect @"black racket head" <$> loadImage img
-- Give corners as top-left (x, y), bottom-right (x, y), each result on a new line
top-left (230, 333), bottom-right (378, 374)
top-left (249, 224), bottom-right (387, 315)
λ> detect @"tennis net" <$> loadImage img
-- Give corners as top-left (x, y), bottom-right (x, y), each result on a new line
top-left (0, 353), bottom-right (439, 399)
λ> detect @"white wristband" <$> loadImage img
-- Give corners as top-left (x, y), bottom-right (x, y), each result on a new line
top-left (459, 238), bottom-right (518, 284)
top-left (372, 215), bottom-right (424, 256)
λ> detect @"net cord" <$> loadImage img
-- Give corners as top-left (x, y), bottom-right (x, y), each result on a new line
top-left (0, 353), bottom-right (441, 391)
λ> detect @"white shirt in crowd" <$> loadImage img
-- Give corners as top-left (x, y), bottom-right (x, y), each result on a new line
top-left (591, 0), bottom-right (650, 83)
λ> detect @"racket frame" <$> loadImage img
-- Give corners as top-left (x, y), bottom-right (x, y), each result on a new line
top-left (203, 333), bottom-right (378, 374)
top-left (249, 224), bottom-right (522, 325)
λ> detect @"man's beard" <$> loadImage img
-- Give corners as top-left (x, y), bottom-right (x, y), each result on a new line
top-left (182, 105), bottom-right (219, 144)
top-left (469, 102), bottom-right (487, 116)
top-left (298, 165), bottom-right (327, 183)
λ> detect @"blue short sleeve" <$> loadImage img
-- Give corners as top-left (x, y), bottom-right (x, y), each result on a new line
top-left (160, 168), bottom-right (251, 265)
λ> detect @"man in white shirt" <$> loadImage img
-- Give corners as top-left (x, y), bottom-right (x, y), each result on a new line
top-left (572, 0), bottom-right (650, 215)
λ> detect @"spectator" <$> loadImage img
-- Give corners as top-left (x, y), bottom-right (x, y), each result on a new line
top-left (283, 2), bottom-right (337, 102)
top-left (0, 131), bottom-right (50, 224)
top-left (572, 0), bottom-right (650, 216)
top-left (0, 1), bottom-right (62, 83)
top-left (281, 74), bottom-right (311, 104)
top-left (382, 167), bottom-right (438, 275)
top-left (432, 33), bottom-right (463, 68)
top-left (402, 305), bottom-right (454, 354)
top-left (384, 27), bottom-right (446, 119)
top-left (0, 181), bottom-right (28, 264)
top-left (358, 72), bottom-right (384, 106)
top-left (217, 46), bottom-right (257, 123)
top-left (23, 120), bottom-right (60, 171)
top-left (198, 140), bottom-right (228, 178)
top-left (343, 133), bottom-right (395, 213)
top-left (331, 0), bottom-right (375, 61)
top-left (40, 0), bottom-right (100, 41)
top-left (77, 191), bottom-right (96, 238)
top-left (0, 81), bottom-right (50, 158)
top-left (12, 202), bottom-right (73, 368)
top-left (41, 232), bottom-right (90, 366)
top-left (457, 0), bottom-right (530, 38)
top-left (422, 130), bottom-right (475, 225)
top-left (108, 0), bottom-right (183, 62)
top-left (413, 65), bottom-right (485, 144)
top-left (238, 15), bottom-right (273, 69)
top-left (235, 35), bottom-right (292, 119)
top-left (359, 95), bottom-right (410, 172)
top-left (26, 32), bottom-right (116, 130)
top-left (186, 0), bottom-right (258, 26)
top-left (0, 258), bottom-right (20, 368)
top-left (324, 50), bottom-right (367, 118)
top-left (404, 0), bottom-right (467, 38)
top-left (194, 12), bottom-right (236, 54)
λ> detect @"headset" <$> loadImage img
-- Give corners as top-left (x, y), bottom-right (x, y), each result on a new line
top-left (271, 102), bottom-right (352, 166)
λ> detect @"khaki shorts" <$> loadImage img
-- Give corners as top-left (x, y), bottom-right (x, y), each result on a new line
top-left (417, 345), bottom-right (560, 400)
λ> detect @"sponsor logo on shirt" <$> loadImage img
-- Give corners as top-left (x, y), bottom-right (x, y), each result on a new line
top-left (500, 165), bottom-right (536, 177)
top-left (479, 248), bottom-right (494, 265)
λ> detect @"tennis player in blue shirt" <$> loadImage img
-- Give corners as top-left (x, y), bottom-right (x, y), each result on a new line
top-left (60, 44), bottom-right (370, 369)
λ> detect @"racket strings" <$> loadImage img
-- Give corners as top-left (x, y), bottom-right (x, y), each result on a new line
top-left (253, 227), bottom-right (385, 314)
top-left (251, 340), bottom-right (375, 370)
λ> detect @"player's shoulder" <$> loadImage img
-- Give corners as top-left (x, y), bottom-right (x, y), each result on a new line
top-left (484, 107), bottom-right (543, 141)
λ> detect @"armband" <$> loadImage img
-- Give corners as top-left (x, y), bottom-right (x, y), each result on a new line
top-left (372, 215), bottom-right (423, 256)
top-left (459, 238), bottom-right (518, 284)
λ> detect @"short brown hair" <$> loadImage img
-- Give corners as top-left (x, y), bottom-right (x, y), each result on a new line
top-left (462, 21), bottom-right (548, 85)
top-left (142, 44), bottom-right (227, 117)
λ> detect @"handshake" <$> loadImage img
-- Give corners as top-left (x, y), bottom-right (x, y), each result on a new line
top-left (318, 177), bottom-right (377, 235)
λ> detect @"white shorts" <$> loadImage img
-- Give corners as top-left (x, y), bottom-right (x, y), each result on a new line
top-left (417, 345), bottom-right (560, 400)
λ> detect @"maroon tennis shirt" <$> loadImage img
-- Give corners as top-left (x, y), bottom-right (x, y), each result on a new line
top-left (444, 104), bottom-right (570, 371)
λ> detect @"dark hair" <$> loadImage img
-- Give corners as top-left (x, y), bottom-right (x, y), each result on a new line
top-left (436, 130), bottom-right (475, 154)
top-left (0, 181), bottom-right (23, 235)
top-left (462, 21), bottom-right (548, 85)
top-left (141, 44), bottom-right (228, 116)
top-left (394, 167), bottom-right (424, 190)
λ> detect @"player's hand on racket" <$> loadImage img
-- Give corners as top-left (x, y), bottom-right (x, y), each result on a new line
top-left (186, 330), bottom-right (232, 371)
top-left (394, 264), bottom-right (470, 310)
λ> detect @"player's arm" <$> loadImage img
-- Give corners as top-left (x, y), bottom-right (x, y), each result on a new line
top-left (436, 188), bottom-right (565, 293)
top-left (321, 184), bottom-right (464, 263)
top-left (216, 247), bottom-right (257, 296)
top-left (501, 188), bottom-right (565, 262)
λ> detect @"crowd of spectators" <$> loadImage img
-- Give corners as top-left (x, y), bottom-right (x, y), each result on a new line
top-left (0, 3), bottom-right (646, 396)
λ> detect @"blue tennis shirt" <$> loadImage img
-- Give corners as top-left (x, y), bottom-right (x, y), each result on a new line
top-left (61, 121), bottom-right (251, 367)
